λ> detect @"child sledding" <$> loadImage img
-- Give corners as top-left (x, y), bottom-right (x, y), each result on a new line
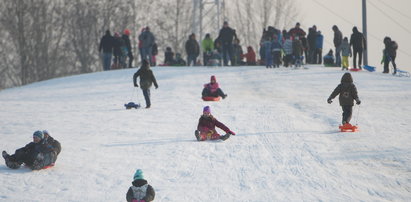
top-left (202, 75), bottom-right (227, 101)
top-left (194, 106), bottom-right (235, 141)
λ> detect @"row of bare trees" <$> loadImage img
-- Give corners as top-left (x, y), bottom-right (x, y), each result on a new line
top-left (0, 0), bottom-right (298, 89)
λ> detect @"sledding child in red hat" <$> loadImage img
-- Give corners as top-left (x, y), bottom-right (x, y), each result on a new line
top-left (202, 75), bottom-right (227, 99)
top-left (195, 106), bottom-right (235, 141)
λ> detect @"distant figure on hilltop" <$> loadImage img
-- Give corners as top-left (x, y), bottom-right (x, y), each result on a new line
top-left (332, 25), bottom-right (343, 67)
top-left (241, 46), bottom-right (257, 65)
top-left (341, 37), bottom-right (352, 70)
top-left (139, 27), bottom-right (156, 66)
top-left (185, 33), bottom-right (200, 66)
top-left (382, 36), bottom-right (398, 74)
top-left (217, 21), bottom-right (238, 66)
top-left (122, 29), bottom-right (133, 68)
top-left (126, 169), bottom-right (155, 202)
top-left (202, 33), bottom-right (214, 66)
top-left (133, 59), bottom-right (158, 109)
top-left (99, 30), bottom-right (115, 71)
top-left (350, 26), bottom-right (366, 69)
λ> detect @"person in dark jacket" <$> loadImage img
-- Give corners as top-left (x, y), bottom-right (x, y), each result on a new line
top-left (332, 25), bottom-right (343, 67)
top-left (164, 47), bottom-right (175, 65)
top-left (327, 72), bottom-right (361, 125)
top-left (195, 106), bottom-right (235, 141)
top-left (113, 32), bottom-right (127, 69)
top-left (217, 21), bottom-right (238, 66)
top-left (350, 26), bottom-right (366, 69)
top-left (126, 169), bottom-right (155, 202)
top-left (133, 59), bottom-right (159, 108)
top-left (99, 30), bottom-right (115, 71)
top-left (382, 36), bottom-right (398, 74)
top-left (2, 131), bottom-right (57, 170)
top-left (185, 33), bottom-right (200, 66)
top-left (138, 27), bottom-right (156, 66)
top-left (122, 29), bottom-right (134, 68)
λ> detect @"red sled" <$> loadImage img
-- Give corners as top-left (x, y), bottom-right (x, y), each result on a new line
top-left (349, 68), bottom-right (362, 72)
top-left (202, 96), bottom-right (221, 101)
top-left (339, 123), bottom-right (358, 132)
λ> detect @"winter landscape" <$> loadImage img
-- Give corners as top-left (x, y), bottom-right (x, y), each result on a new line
top-left (0, 65), bottom-right (410, 201)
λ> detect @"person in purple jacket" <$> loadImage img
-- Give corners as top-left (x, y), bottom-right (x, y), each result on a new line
top-left (195, 106), bottom-right (235, 141)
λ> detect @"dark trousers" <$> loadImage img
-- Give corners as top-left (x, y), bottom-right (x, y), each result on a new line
top-left (128, 53), bottom-right (134, 68)
top-left (316, 48), bottom-right (322, 64)
top-left (342, 105), bottom-right (353, 124)
top-left (383, 55), bottom-right (396, 73)
top-left (222, 43), bottom-right (234, 66)
top-left (353, 49), bottom-right (363, 69)
top-left (142, 89), bottom-right (151, 107)
top-left (202, 88), bottom-right (225, 97)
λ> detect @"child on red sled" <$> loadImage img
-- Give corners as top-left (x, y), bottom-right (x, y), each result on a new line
top-left (202, 75), bottom-right (227, 99)
top-left (195, 106), bottom-right (235, 141)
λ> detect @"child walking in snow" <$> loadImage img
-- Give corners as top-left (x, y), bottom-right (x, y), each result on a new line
top-left (202, 75), bottom-right (227, 99)
top-left (126, 169), bottom-right (155, 202)
top-left (327, 72), bottom-right (361, 125)
top-left (133, 59), bottom-right (159, 108)
top-left (341, 37), bottom-right (352, 70)
top-left (195, 106), bottom-right (235, 141)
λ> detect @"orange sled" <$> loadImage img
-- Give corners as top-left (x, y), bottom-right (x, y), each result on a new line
top-left (339, 123), bottom-right (358, 132)
top-left (202, 96), bottom-right (221, 101)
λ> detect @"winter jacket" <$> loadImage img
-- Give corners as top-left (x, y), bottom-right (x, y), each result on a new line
top-left (350, 27), bottom-right (366, 51)
top-left (384, 39), bottom-right (398, 58)
top-left (288, 27), bottom-right (306, 38)
top-left (218, 27), bottom-right (237, 45)
top-left (126, 179), bottom-right (155, 202)
top-left (164, 50), bottom-right (174, 65)
top-left (241, 47), bottom-right (256, 64)
top-left (133, 66), bottom-right (158, 90)
top-left (99, 33), bottom-right (115, 53)
top-left (341, 40), bottom-right (351, 57)
top-left (328, 73), bottom-right (359, 106)
top-left (293, 40), bottom-right (303, 57)
top-left (307, 29), bottom-right (317, 50)
top-left (204, 82), bottom-right (220, 94)
top-left (283, 39), bottom-right (293, 55)
top-left (333, 30), bottom-right (343, 47)
top-left (233, 43), bottom-right (243, 64)
top-left (185, 38), bottom-right (200, 57)
top-left (122, 34), bottom-right (132, 55)
top-left (316, 34), bottom-right (324, 49)
top-left (113, 36), bottom-right (126, 57)
top-left (13, 139), bottom-right (55, 168)
top-left (139, 31), bottom-right (155, 48)
top-left (43, 136), bottom-right (61, 156)
top-left (202, 38), bottom-right (214, 53)
top-left (197, 115), bottom-right (230, 136)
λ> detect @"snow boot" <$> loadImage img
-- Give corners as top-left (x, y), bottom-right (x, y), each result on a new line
top-left (219, 133), bottom-right (230, 141)
top-left (2, 151), bottom-right (9, 160)
top-left (195, 130), bottom-right (201, 141)
top-left (3, 151), bottom-right (21, 169)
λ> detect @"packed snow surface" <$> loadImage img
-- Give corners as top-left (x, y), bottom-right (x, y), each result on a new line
top-left (0, 66), bottom-right (410, 201)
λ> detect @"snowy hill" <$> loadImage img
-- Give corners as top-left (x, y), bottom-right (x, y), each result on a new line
top-left (0, 66), bottom-right (410, 201)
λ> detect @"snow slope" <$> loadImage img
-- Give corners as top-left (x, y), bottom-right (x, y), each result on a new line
top-left (0, 66), bottom-right (410, 201)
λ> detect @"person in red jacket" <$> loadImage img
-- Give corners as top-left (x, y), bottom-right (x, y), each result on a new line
top-left (195, 106), bottom-right (235, 141)
top-left (241, 46), bottom-right (256, 65)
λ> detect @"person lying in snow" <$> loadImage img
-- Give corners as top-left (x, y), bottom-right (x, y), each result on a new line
top-left (126, 169), bottom-right (155, 202)
top-left (201, 75), bottom-right (227, 99)
top-left (195, 106), bottom-right (235, 141)
top-left (2, 130), bottom-right (60, 170)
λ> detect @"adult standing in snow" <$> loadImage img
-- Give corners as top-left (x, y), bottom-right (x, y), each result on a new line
top-left (332, 25), bottom-right (343, 67)
top-left (350, 26), bottom-right (366, 69)
top-left (139, 27), bottom-right (156, 66)
top-left (217, 21), bottom-right (238, 66)
top-left (133, 59), bottom-right (158, 109)
top-left (2, 130), bottom-right (58, 170)
top-left (289, 22), bottom-right (306, 39)
top-left (195, 106), bottom-right (235, 141)
top-left (327, 72), bottom-right (361, 125)
top-left (382, 36), bottom-right (398, 74)
top-left (126, 169), bottom-right (155, 202)
top-left (99, 30), bottom-right (115, 71)
top-left (185, 33), bottom-right (200, 66)
top-left (122, 29), bottom-right (133, 68)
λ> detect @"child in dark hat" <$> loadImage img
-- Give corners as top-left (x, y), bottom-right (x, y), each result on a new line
top-left (327, 72), bottom-right (361, 126)
top-left (126, 169), bottom-right (155, 202)
top-left (195, 106), bottom-right (235, 141)
top-left (133, 59), bottom-right (159, 108)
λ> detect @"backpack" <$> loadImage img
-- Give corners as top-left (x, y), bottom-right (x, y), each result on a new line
top-left (391, 41), bottom-right (398, 50)
top-left (131, 184), bottom-right (148, 200)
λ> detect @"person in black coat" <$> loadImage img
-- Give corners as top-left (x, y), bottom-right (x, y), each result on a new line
top-left (332, 25), bottom-right (343, 67)
top-left (99, 30), bottom-right (115, 71)
top-left (133, 59), bottom-right (159, 108)
top-left (2, 131), bottom-right (57, 170)
top-left (382, 36), bottom-right (398, 74)
top-left (349, 26), bottom-right (366, 69)
top-left (126, 169), bottom-right (155, 202)
top-left (122, 29), bottom-right (134, 68)
top-left (327, 73), bottom-right (361, 125)
top-left (217, 21), bottom-right (237, 66)
top-left (185, 33), bottom-right (200, 66)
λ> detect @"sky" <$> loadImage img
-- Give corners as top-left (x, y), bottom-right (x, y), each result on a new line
top-left (295, 0), bottom-right (411, 72)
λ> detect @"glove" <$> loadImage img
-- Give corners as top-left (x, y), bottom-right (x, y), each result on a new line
top-left (228, 130), bottom-right (236, 135)
top-left (134, 83), bottom-right (138, 87)
top-left (327, 98), bottom-right (332, 104)
top-left (356, 99), bottom-right (361, 105)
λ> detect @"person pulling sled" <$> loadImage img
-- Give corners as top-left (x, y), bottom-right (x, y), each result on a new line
top-left (195, 106), bottom-right (235, 141)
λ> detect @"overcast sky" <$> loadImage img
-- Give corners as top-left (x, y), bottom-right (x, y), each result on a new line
top-left (294, 0), bottom-right (411, 72)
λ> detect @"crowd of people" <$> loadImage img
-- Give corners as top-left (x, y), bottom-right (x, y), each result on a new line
top-left (99, 22), bottom-right (398, 74)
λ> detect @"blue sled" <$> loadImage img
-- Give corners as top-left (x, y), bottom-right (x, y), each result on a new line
top-left (363, 65), bottom-right (375, 72)
top-left (124, 102), bottom-right (140, 109)
top-left (395, 69), bottom-right (410, 77)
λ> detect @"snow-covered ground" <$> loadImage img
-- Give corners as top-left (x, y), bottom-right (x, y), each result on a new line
top-left (0, 65), bottom-right (410, 201)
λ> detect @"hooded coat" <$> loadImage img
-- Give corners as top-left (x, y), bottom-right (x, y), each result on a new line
top-left (197, 115), bottom-right (230, 136)
top-left (328, 73), bottom-right (359, 106)
top-left (133, 63), bottom-right (158, 90)
top-left (350, 27), bottom-right (366, 51)
top-left (126, 179), bottom-right (155, 202)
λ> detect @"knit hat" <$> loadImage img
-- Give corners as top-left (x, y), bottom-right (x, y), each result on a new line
top-left (210, 75), bottom-right (216, 82)
top-left (33, 130), bottom-right (44, 139)
top-left (133, 169), bottom-right (144, 180)
top-left (124, 29), bottom-right (130, 36)
top-left (203, 106), bottom-right (211, 113)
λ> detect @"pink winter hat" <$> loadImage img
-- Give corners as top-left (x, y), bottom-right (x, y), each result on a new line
top-left (210, 75), bottom-right (216, 82)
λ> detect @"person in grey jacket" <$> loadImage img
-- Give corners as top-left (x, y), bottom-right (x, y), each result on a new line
top-left (126, 169), bottom-right (155, 202)
top-left (340, 37), bottom-right (352, 70)
top-left (327, 72), bottom-right (361, 125)
top-left (133, 59), bottom-right (158, 108)
top-left (138, 27), bottom-right (156, 65)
